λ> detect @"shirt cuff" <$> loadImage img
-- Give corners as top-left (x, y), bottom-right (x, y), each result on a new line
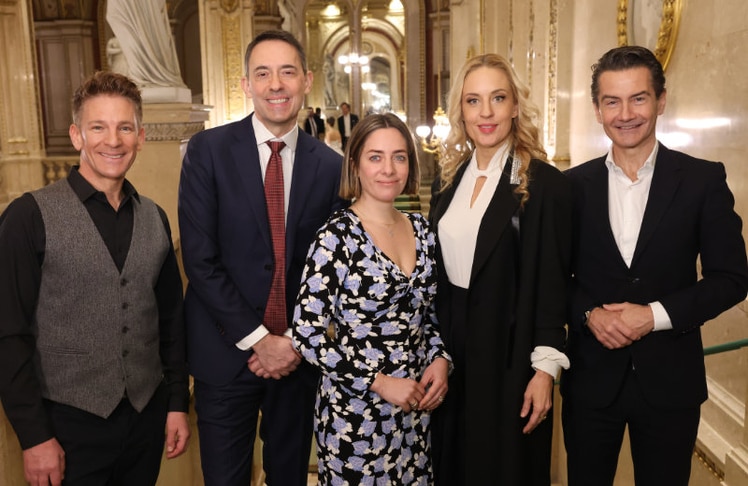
top-left (235, 325), bottom-right (293, 350)
top-left (649, 301), bottom-right (673, 331)
top-left (531, 345), bottom-right (570, 379)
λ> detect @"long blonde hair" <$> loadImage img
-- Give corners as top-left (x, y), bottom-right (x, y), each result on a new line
top-left (438, 54), bottom-right (547, 206)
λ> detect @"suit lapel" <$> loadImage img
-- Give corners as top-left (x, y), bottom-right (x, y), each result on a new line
top-left (286, 130), bottom-right (322, 268)
top-left (631, 144), bottom-right (682, 267)
top-left (584, 157), bottom-right (625, 266)
top-left (231, 115), bottom-right (273, 252)
top-left (469, 154), bottom-right (520, 286)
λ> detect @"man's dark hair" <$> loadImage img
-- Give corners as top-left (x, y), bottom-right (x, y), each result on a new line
top-left (244, 30), bottom-right (307, 76)
top-left (72, 71), bottom-right (142, 127)
top-left (591, 46), bottom-right (666, 106)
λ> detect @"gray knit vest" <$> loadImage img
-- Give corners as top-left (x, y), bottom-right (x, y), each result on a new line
top-left (31, 179), bottom-right (168, 418)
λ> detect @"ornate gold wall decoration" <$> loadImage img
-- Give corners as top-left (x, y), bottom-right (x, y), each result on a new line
top-left (221, 12), bottom-right (245, 121)
top-left (220, 0), bottom-right (239, 14)
top-left (617, 0), bottom-right (682, 71)
top-left (144, 122), bottom-right (206, 142)
top-left (546, 0), bottom-right (558, 152)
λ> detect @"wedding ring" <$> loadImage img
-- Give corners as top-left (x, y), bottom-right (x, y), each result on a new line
top-left (541, 415), bottom-right (547, 421)
top-left (410, 400), bottom-right (418, 408)
top-left (438, 396), bottom-right (445, 402)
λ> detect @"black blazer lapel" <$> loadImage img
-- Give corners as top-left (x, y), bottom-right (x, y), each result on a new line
top-left (584, 157), bottom-right (622, 264)
top-left (469, 156), bottom-right (520, 286)
top-left (286, 131), bottom-right (322, 268)
top-left (631, 144), bottom-right (682, 267)
top-left (231, 115), bottom-right (273, 252)
top-left (431, 162), bottom-right (467, 227)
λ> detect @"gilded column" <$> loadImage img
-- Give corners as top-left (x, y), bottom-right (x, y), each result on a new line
top-left (0, 0), bottom-right (45, 214)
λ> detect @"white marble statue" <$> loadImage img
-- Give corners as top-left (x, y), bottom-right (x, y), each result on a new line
top-left (106, 0), bottom-right (186, 90)
top-left (278, 0), bottom-right (301, 39)
top-left (106, 37), bottom-right (129, 76)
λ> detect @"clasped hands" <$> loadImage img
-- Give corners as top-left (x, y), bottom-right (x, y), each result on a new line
top-left (586, 302), bottom-right (655, 350)
top-left (369, 357), bottom-right (449, 413)
top-left (248, 333), bottom-right (301, 379)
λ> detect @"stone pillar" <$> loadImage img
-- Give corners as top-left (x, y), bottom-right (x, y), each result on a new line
top-left (128, 103), bottom-right (210, 240)
top-left (0, 0), bottom-right (46, 215)
top-left (200, 0), bottom-right (257, 127)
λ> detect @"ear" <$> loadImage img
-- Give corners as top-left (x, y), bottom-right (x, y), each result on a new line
top-left (136, 126), bottom-right (145, 151)
top-left (594, 104), bottom-right (603, 124)
top-left (512, 102), bottom-right (519, 119)
top-left (657, 89), bottom-right (667, 116)
top-left (304, 70), bottom-right (314, 95)
top-left (241, 76), bottom-right (252, 100)
top-left (69, 124), bottom-right (83, 151)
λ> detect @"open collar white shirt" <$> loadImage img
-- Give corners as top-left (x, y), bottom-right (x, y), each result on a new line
top-left (605, 142), bottom-right (672, 330)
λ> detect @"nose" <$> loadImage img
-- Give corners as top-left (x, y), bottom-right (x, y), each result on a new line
top-left (382, 158), bottom-right (396, 174)
top-left (105, 128), bottom-right (122, 146)
top-left (620, 101), bottom-right (633, 120)
top-left (268, 72), bottom-right (282, 90)
top-left (479, 100), bottom-right (494, 118)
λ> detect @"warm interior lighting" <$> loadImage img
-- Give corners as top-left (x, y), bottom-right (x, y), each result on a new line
top-left (388, 0), bottom-right (404, 12)
top-left (416, 106), bottom-right (450, 156)
top-left (339, 52), bottom-right (370, 74)
top-left (322, 3), bottom-right (341, 17)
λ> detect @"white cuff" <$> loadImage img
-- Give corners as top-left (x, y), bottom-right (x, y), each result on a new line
top-left (649, 301), bottom-right (673, 331)
top-left (235, 325), bottom-right (270, 350)
top-left (531, 345), bottom-right (571, 378)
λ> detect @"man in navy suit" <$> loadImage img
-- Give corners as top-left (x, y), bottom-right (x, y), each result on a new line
top-left (178, 30), bottom-right (345, 485)
top-left (562, 46), bottom-right (748, 485)
top-left (337, 101), bottom-right (359, 151)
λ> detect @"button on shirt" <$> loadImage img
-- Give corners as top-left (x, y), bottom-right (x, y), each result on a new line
top-left (606, 143), bottom-right (672, 331)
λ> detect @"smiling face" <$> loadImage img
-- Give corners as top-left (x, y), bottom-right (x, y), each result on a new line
top-left (356, 127), bottom-right (409, 204)
top-left (461, 66), bottom-right (519, 161)
top-left (595, 66), bottom-right (666, 156)
top-left (242, 39), bottom-right (312, 137)
top-left (69, 94), bottom-right (144, 188)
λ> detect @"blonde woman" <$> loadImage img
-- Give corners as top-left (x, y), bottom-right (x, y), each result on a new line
top-left (429, 54), bottom-right (572, 485)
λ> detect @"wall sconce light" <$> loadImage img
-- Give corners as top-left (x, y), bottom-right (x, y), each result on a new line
top-left (416, 106), bottom-right (450, 156)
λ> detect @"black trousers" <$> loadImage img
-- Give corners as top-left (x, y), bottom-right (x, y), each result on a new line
top-left (563, 366), bottom-right (700, 486)
top-left (46, 383), bottom-right (168, 486)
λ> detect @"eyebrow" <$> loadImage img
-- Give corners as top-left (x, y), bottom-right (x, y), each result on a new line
top-left (601, 90), bottom-right (650, 101)
top-left (463, 88), bottom-right (509, 97)
top-left (252, 64), bottom-right (298, 73)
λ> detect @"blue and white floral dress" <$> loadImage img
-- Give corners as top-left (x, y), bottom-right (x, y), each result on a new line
top-left (293, 208), bottom-right (450, 485)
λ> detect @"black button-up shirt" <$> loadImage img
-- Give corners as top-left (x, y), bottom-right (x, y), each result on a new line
top-left (0, 167), bottom-right (188, 449)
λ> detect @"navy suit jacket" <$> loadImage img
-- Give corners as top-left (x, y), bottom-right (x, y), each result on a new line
top-left (178, 114), bottom-right (345, 385)
top-left (563, 144), bottom-right (748, 409)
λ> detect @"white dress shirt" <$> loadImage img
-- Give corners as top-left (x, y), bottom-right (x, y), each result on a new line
top-left (606, 143), bottom-right (672, 331)
top-left (235, 116), bottom-right (299, 350)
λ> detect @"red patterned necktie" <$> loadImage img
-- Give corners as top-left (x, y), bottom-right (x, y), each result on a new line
top-left (264, 140), bottom-right (287, 335)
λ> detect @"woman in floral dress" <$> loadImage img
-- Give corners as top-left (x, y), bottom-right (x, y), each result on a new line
top-left (293, 113), bottom-right (451, 485)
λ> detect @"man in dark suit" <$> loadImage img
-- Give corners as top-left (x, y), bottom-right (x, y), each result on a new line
top-left (314, 107), bottom-right (326, 140)
top-left (303, 106), bottom-right (318, 138)
top-left (178, 30), bottom-right (345, 485)
top-left (337, 101), bottom-right (359, 151)
top-left (562, 46), bottom-right (748, 486)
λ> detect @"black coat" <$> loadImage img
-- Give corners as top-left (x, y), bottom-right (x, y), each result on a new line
top-left (562, 144), bottom-right (748, 410)
top-left (429, 156), bottom-right (572, 485)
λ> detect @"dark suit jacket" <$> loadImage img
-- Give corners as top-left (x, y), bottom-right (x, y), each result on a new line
top-left (430, 157), bottom-right (571, 485)
top-left (178, 114), bottom-right (346, 385)
top-left (337, 113), bottom-right (359, 137)
top-left (562, 144), bottom-right (748, 410)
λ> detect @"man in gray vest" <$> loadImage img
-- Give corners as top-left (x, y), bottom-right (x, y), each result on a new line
top-left (0, 71), bottom-right (189, 485)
